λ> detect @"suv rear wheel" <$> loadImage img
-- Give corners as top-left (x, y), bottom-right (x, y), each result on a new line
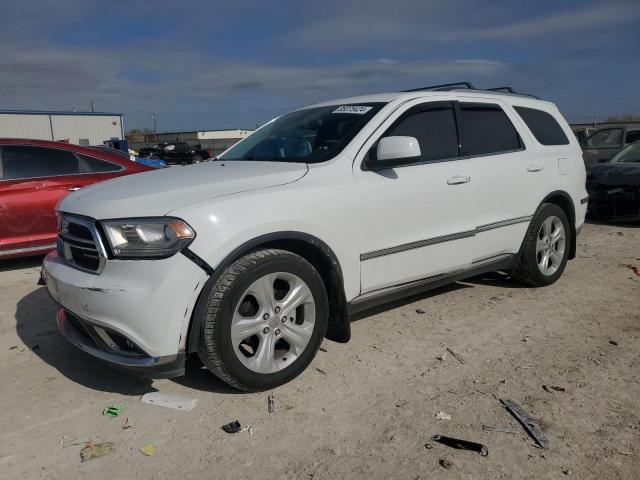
top-left (511, 203), bottom-right (571, 286)
top-left (197, 249), bottom-right (328, 391)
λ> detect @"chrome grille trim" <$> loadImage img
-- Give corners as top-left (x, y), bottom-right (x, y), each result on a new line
top-left (59, 214), bottom-right (108, 274)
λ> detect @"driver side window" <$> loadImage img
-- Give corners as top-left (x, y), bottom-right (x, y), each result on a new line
top-left (375, 103), bottom-right (459, 164)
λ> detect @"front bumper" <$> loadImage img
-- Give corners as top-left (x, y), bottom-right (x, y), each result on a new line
top-left (588, 186), bottom-right (640, 220)
top-left (43, 249), bottom-right (208, 376)
top-left (57, 308), bottom-right (186, 378)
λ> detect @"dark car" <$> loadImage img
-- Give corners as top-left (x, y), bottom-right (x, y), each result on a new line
top-left (580, 123), bottom-right (640, 171)
top-left (139, 141), bottom-right (210, 165)
top-left (586, 140), bottom-right (640, 221)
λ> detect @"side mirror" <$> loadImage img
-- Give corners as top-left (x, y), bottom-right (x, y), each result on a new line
top-left (364, 136), bottom-right (421, 170)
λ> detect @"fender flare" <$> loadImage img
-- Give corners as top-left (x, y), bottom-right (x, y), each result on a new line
top-left (186, 231), bottom-right (349, 353)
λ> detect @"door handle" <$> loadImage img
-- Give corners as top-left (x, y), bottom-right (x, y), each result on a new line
top-left (447, 175), bottom-right (471, 185)
top-left (527, 164), bottom-right (544, 172)
top-left (67, 186), bottom-right (82, 192)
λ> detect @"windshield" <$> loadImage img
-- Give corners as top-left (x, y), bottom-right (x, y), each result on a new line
top-left (219, 103), bottom-right (385, 163)
top-left (611, 142), bottom-right (640, 163)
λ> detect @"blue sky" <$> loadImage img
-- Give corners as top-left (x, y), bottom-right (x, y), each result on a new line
top-left (1, 0), bottom-right (638, 131)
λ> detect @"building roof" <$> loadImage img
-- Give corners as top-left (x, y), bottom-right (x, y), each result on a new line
top-left (0, 109), bottom-right (122, 116)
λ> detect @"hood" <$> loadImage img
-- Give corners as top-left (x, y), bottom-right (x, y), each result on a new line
top-left (59, 161), bottom-right (308, 219)
top-left (588, 162), bottom-right (640, 187)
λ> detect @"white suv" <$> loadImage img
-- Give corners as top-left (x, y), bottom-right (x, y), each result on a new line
top-left (43, 84), bottom-right (588, 391)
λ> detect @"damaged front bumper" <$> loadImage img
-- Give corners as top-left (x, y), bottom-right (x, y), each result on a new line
top-left (42, 249), bottom-right (207, 378)
top-left (56, 308), bottom-right (186, 378)
top-left (588, 186), bottom-right (640, 220)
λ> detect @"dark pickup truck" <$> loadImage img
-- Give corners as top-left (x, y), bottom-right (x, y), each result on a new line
top-left (138, 141), bottom-right (211, 165)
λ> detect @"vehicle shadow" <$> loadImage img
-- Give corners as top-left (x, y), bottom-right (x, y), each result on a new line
top-left (15, 287), bottom-right (156, 396)
top-left (171, 356), bottom-right (243, 394)
top-left (350, 272), bottom-right (528, 321)
top-left (585, 218), bottom-right (639, 228)
top-left (0, 255), bottom-right (45, 273)
top-left (462, 270), bottom-right (532, 289)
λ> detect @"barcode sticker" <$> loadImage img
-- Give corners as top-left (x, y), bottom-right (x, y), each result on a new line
top-left (332, 105), bottom-right (373, 114)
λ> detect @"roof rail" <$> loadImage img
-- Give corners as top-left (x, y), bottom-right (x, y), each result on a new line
top-left (403, 82), bottom-right (475, 92)
top-left (486, 86), bottom-right (540, 99)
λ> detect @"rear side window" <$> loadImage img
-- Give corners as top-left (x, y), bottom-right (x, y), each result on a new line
top-left (626, 130), bottom-right (640, 144)
top-left (382, 103), bottom-right (459, 162)
top-left (77, 154), bottom-right (123, 173)
top-left (1, 146), bottom-right (80, 180)
top-left (458, 103), bottom-right (522, 156)
top-left (514, 106), bottom-right (569, 146)
top-left (583, 128), bottom-right (623, 149)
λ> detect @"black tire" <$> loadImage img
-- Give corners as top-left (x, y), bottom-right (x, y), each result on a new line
top-left (197, 249), bottom-right (328, 391)
top-left (511, 203), bottom-right (571, 287)
top-left (192, 155), bottom-right (202, 164)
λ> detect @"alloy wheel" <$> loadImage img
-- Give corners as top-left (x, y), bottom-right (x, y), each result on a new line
top-left (536, 215), bottom-right (566, 276)
top-left (231, 272), bottom-right (316, 373)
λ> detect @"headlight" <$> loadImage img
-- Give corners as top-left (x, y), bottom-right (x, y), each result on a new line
top-left (100, 217), bottom-right (195, 258)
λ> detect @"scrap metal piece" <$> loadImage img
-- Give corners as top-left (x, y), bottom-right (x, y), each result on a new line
top-left (432, 435), bottom-right (489, 456)
top-left (446, 348), bottom-right (466, 364)
top-left (500, 399), bottom-right (548, 448)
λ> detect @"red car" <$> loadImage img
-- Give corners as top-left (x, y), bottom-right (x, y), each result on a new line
top-left (0, 139), bottom-right (153, 259)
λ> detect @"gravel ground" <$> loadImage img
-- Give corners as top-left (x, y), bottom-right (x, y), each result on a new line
top-left (0, 222), bottom-right (638, 479)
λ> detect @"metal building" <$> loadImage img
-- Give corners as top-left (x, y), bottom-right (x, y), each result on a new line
top-left (0, 110), bottom-right (124, 146)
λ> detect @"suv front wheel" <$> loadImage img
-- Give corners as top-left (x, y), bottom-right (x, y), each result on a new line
top-left (511, 203), bottom-right (571, 286)
top-left (197, 249), bottom-right (328, 391)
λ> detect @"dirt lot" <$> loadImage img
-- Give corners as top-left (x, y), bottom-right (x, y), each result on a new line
top-left (0, 222), bottom-right (638, 479)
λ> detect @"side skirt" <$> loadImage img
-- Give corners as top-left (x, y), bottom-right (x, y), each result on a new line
top-left (347, 254), bottom-right (517, 316)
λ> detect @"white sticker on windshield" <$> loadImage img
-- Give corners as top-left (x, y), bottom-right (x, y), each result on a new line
top-left (332, 105), bottom-right (373, 114)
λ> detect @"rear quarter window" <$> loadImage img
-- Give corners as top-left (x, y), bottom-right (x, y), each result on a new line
top-left (514, 106), bottom-right (569, 146)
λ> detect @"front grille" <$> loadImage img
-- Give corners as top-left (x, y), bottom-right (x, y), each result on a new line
top-left (59, 215), bottom-right (106, 273)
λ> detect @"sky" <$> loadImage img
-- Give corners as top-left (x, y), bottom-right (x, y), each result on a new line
top-left (1, 0), bottom-right (639, 131)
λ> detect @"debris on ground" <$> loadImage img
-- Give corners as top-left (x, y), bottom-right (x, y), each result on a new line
top-left (319, 347), bottom-right (328, 352)
top-left (424, 443), bottom-right (434, 449)
top-left (122, 418), bottom-right (133, 430)
top-left (432, 434), bottom-right (489, 456)
top-left (102, 403), bottom-right (124, 418)
top-left (221, 420), bottom-right (242, 434)
top-left (61, 436), bottom-right (96, 448)
top-left (446, 348), bottom-right (466, 364)
top-left (563, 469), bottom-right (573, 476)
top-left (8, 345), bottom-right (17, 350)
top-left (80, 442), bottom-right (113, 462)
top-left (43, 377), bottom-right (56, 382)
top-left (543, 385), bottom-right (566, 393)
top-left (315, 368), bottom-right (327, 375)
top-left (439, 456), bottom-right (454, 469)
top-left (436, 351), bottom-right (447, 361)
top-left (622, 264), bottom-right (640, 277)
top-left (609, 340), bottom-right (618, 346)
top-left (141, 392), bottom-right (198, 411)
top-left (482, 425), bottom-right (518, 434)
top-left (268, 395), bottom-right (275, 414)
top-left (500, 399), bottom-right (548, 448)
top-left (140, 443), bottom-right (156, 456)
top-left (416, 308), bottom-right (426, 314)
top-left (434, 411), bottom-right (452, 421)
top-left (240, 425), bottom-right (255, 436)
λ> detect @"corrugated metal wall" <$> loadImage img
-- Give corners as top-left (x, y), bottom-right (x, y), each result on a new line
top-left (0, 113), bottom-right (122, 145)
top-left (50, 115), bottom-right (122, 144)
top-left (0, 114), bottom-right (52, 140)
